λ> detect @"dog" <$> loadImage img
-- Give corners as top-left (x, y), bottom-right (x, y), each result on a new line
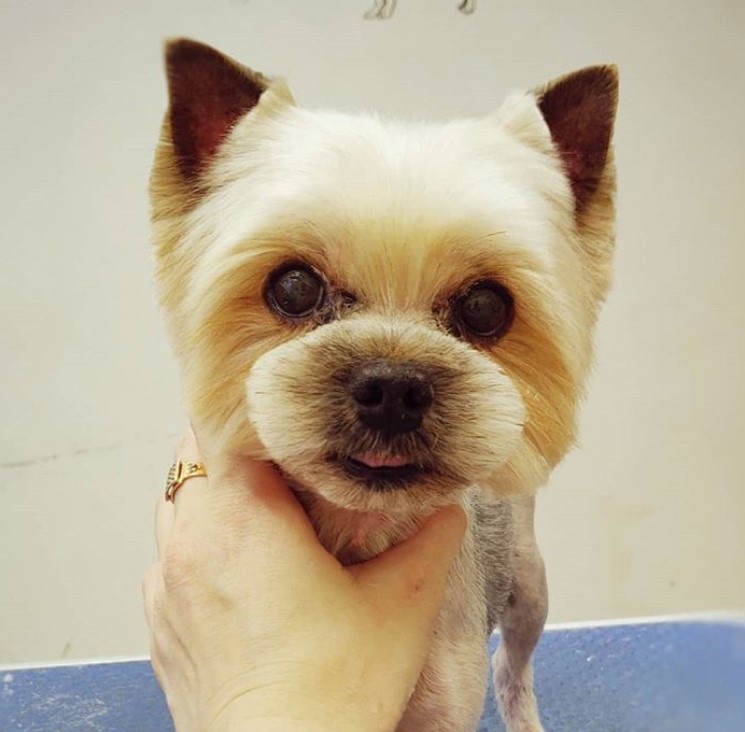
top-left (150, 38), bottom-right (617, 732)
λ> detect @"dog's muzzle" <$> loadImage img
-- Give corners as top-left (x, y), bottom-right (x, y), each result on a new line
top-left (348, 359), bottom-right (433, 436)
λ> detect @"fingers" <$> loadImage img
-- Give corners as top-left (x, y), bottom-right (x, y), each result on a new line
top-left (168, 428), bottom-right (209, 514)
top-left (205, 456), bottom-right (327, 550)
top-left (168, 426), bottom-right (322, 549)
top-left (353, 504), bottom-right (468, 619)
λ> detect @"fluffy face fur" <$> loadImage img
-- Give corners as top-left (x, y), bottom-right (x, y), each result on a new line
top-left (150, 39), bottom-right (617, 732)
top-left (152, 41), bottom-right (616, 517)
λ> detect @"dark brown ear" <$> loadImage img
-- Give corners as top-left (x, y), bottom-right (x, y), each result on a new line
top-left (536, 65), bottom-right (618, 213)
top-left (164, 39), bottom-right (270, 180)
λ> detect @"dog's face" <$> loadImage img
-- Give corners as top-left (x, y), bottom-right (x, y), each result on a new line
top-left (151, 40), bottom-right (617, 514)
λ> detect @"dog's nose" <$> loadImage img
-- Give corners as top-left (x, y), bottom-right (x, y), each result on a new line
top-left (349, 360), bottom-right (433, 435)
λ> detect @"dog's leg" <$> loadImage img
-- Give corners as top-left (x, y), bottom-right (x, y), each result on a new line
top-left (493, 495), bottom-right (547, 732)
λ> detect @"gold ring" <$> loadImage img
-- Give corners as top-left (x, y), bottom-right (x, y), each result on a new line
top-left (165, 460), bottom-right (208, 502)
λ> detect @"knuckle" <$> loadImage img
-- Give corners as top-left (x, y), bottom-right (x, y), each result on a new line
top-left (160, 535), bottom-right (202, 591)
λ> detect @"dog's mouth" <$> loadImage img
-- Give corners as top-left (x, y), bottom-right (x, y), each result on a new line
top-left (335, 451), bottom-right (426, 487)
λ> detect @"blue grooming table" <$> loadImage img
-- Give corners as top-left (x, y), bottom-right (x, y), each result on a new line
top-left (2, 619), bottom-right (744, 731)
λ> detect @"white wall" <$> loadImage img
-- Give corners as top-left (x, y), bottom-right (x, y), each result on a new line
top-left (1, 0), bottom-right (743, 664)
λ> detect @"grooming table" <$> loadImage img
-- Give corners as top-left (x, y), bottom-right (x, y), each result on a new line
top-left (2, 618), bottom-right (743, 731)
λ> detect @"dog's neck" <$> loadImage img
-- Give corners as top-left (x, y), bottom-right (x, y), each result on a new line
top-left (293, 488), bottom-right (428, 565)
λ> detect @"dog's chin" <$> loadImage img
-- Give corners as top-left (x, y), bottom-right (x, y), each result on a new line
top-left (275, 452), bottom-right (472, 515)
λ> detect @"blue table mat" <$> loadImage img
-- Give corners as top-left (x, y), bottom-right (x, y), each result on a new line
top-left (2, 620), bottom-right (744, 731)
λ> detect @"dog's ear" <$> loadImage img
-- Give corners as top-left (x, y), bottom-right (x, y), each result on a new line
top-left (162, 39), bottom-right (283, 181)
top-left (535, 65), bottom-right (618, 214)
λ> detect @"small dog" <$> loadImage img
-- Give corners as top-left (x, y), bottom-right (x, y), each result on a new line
top-left (150, 39), bottom-right (617, 732)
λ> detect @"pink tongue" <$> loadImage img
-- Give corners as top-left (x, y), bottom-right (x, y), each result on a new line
top-left (354, 452), bottom-right (410, 469)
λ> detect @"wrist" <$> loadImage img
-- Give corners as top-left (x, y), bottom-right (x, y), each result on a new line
top-left (205, 691), bottom-right (397, 732)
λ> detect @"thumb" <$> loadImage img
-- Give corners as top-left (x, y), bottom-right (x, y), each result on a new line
top-left (185, 422), bottom-right (320, 544)
top-left (352, 504), bottom-right (467, 620)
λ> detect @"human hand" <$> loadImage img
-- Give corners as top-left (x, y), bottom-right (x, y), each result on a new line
top-left (143, 427), bottom-right (466, 732)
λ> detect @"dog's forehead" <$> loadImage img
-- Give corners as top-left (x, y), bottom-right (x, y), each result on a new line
top-left (240, 107), bottom-right (555, 220)
top-left (207, 108), bottom-right (568, 305)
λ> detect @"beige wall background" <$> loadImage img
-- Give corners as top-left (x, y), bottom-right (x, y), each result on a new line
top-left (1, 0), bottom-right (743, 664)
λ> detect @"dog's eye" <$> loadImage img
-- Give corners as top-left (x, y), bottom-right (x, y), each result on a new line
top-left (267, 266), bottom-right (324, 318)
top-left (454, 283), bottom-right (513, 338)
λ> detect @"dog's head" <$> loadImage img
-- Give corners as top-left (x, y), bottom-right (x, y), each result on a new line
top-left (151, 40), bottom-right (617, 514)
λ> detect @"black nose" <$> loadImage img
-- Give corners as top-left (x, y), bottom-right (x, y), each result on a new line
top-left (349, 360), bottom-right (433, 436)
